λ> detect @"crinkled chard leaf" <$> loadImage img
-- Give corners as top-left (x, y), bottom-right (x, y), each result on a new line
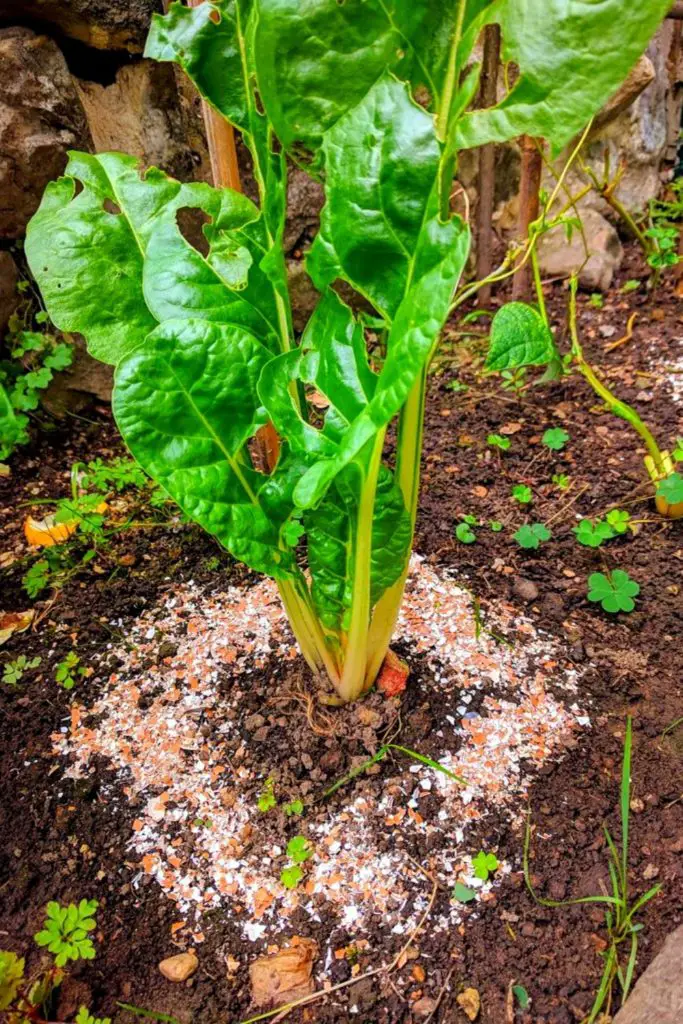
top-left (457, 0), bottom-right (671, 154)
top-left (113, 319), bottom-right (296, 576)
top-left (25, 153), bottom-right (281, 363)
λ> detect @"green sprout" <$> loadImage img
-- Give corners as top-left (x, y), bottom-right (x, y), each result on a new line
top-left (487, 433), bottom-right (511, 451)
top-left (588, 293), bottom-right (604, 309)
top-left (23, 559), bottom-right (51, 598)
top-left (283, 798), bottom-right (304, 817)
top-left (656, 472), bottom-right (683, 505)
top-left (513, 985), bottom-right (530, 1010)
top-left (587, 570), bottom-right (640, 614)
top-left (280, 835), bottom-right (313, 889)
top-left (552, 473), bottom-right (570, 491)
top-left (2, 655), bottom-right (41, 687)
top-left (542, 427), bottom-right (569, 451)
top-left (513, 523), bottom-right (551, 550)
top-left (672, 438), bottom-right (683, 462)
top-left (606, 509), bottom-right (631, 535)
top-left (76, 1009), bottom-right (111, 1024)
top-left (455, 522), bottom-right (477, 544)
top-left (34, 900), bottom-right (98, 968)
top-left (574, 518), bottom-right (614, 548)
top-left (620, 279), bottom-right (640, 294)
top-left (489, 520), bottom-right (503, 532)
top-left (472, 850), bottom-right (499, 881)
top-left (452, 882), bottom-right (477, 903)
top-left (257, 777), bottom-right (277, 812)
top-left (500, 367), bottom-right (527, 392)
top-left (55, 651), bottom-right (85, 691)
top-left (511, 484), bottom-right (532, 504)
top-left (280, 865), bottom-right (303, 889)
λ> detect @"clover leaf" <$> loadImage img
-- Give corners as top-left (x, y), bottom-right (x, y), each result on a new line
top-left (286, 835), bottom-right (312, 864)
top-left (657, 472), bottom-right (683, 505)
top-left (487, 434), bottom-right (511, 451)
top-left (587, 570), bottom-right (640, 614)
top-left (489, 521), bottom-right (503, 532)
top-left (452, 882), bottom-right (477, 903)
top-left (34, 899), bottom-right (98, 968)
top-left (605, 509), bottom-right (631, 534)
top-left (455, 523), bottom-right (477, 544)
top-left (573, 519), bottom-right (614, 548)
top-left (280, 864), bottom-right (303, 889)
top-left (511, 485), bottom-right (532, 504)
top-left (513, 523), bottom-right (551, 550)
top-left (472, 850), bottom-right (499, 881)
top-left (542, 428), bottom-right (569, 451)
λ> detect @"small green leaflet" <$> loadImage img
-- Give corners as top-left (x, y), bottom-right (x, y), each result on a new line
top-left (587, 570), bottom-right (640, 614)
top-left (472, 850), bottom-right (499, 882)
top-left (605, 509), bottom-right (631, 534)
top-left (452, 882), bottom-right (477, 903)
top-left (542, 428), bottom-right (569, 451)
top-left (280, 864), bottom-right (303, 889)
top-left (487, 433), bottom-right (510, 450)
top-left (513, 523), bottom-right (551, 550)
top-left (34, 899), bottom-right (98, 968)
top-left (511, 485), bottom-right (532, 504)
top-left (513, 985), bottom-right (530, 1009)
top-left (486, 303), bottom-right (557, 373)
top-left (573, 519), bottom-right (613, 548)
top-left (657, 472), bottom-right (683, 505)
top-left (455, 522), bottom-right (476, 544)
top-left (286, 835), bottom-right (312, 864)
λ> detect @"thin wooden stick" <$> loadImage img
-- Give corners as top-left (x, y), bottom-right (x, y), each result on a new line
top-left (476, 24), bottom-right (501, 305)
top-left (511, 136), bottom-right (543, 301)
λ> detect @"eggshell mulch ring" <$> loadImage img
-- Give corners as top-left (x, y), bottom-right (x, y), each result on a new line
top-left (52, 555), bottom-right (589, 951)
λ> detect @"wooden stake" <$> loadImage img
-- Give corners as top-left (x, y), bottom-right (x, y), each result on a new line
top-left (511, 136), bottom-right (543, 301)
top-left (476, 24), bottom-right (501, 304)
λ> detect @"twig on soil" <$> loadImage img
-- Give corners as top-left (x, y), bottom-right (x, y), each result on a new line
top-left (423, 965), bottom-right (457, 1024)
top-left (235, 860), bottom-right (439, 1024)
top-left (542, 484), bottom-right (589, 527)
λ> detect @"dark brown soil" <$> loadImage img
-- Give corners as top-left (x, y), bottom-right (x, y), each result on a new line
top-left (1, 244), bottom-right (682, 1024)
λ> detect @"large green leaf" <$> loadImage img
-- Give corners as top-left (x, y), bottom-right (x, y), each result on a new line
top-left (25, 152), bottom-right (281, 364)
top-left (307, 75), bottom-right (451, 320)
top-left (113, 319), bottom-right (296, 576)
top-left (457, 0), bottom-right (670, 154)
top-left (292, 78), bottom-right (470, 509)
top-left (485, 302), bottom-right (558, 372)
top-left (253, 0), bottom-right (495, 154)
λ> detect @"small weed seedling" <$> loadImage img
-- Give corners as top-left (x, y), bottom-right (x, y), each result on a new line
top-left (452, 882), bottom-right (477, 904)
top-left (606, 509), bottom-right (631, 535)
top-left (511, 485), bottom-right (532, 505)
top-left (487, 434), bottom-right (511, 451)
top-left (447, 379), bottom-right (469, 394)
top-left (1, 899), bottom-right (102, 1024)
top-left (525, 719), bottom-right (660, 1022)
top-left (280, 835), bottom-right (312, 889)
top-left (513, 523), bottom-right (551, 550)
top-left (542, 428), bottom-right (569, 451)
top-left (588, 293), bottom-right (604, 309)
top-left (455, 522), bottom-right (477, 544)
top-left (489, 520), bottom-right (503, 532)
top-left (2, 655), bottom-right (41, 687)
top-left (574, 518), bottom-right (614, 548)
top-left (587, 570), bottom-right (640, 614)
top-left (55, 651), bottom-right (86, 691)
top-left (552, 473), bottom-right (570, 491)
top-left (257, 777), bottom-right (277, 813)
top-left (500, 368), bottom-right (527, 393)
top-left (656, 472), bottom-right (683, 506)
top-left (620, 279), bottom-right (641, 294)
top-left (283, 798), bottom-right (304, 817)
top-left (472, 850), bottom-right (499, 882)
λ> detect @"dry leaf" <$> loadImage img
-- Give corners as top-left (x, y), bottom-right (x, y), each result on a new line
top-left (457, 987), bottom-right (481, 1021)
top-left (249, 938), bottom-right (317, 1008)
top-left (472, 485), bottom-right (488, 498)
top-left (500, 421), bottom-right (523, 434)
top-left (0, 609), bottom-right (34, 646)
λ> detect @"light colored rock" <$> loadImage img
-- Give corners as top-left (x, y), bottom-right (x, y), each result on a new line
top-left (76, 61), bottom-right (195, 180)
top-left (613, 924), bottom-right (683, 1024)
top-left (158, 951), bottom-right (198, 983)
top-left (0, 0), bottom-right (161, 53)
top-left (0, 27), bottom-right (92, 239)
top-left (537, 208), bottom-right (622, 291)
top-left (0, 251), bottom-right (19, 335)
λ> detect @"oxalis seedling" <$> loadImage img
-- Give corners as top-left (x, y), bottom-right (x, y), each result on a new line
top-left (280, 835), bottom-right (313, 890)
top-left (552, 473), bottom-right (570, 491)
top-left (542, 428), bottom-right (569, 452)
top-left (487, 433), bottom-right (511, 451)
top-left (25, 0), bottom-right (668, 703)
top-left (511, 484), bottom-right (532, 505)
top-left (587, 570), bottom-right (640, 614)
top-left (2, 654), bottom-right (41, 687)
top-left (513, 523), bottom-right (551, 550)
top-left (472, 850), bottom-right (499, 881)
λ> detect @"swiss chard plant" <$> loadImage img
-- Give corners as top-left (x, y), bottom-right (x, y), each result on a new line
top-left (25, 0), bottom-right (668, 702)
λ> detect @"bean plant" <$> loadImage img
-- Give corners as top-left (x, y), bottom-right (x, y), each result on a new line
top-left (25, 0), bottom-right (668, 702)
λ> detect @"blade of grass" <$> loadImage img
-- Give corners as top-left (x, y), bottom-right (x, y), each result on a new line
top-left (586, 945), bottom-right (617, 1024)
top-left (387, 744), bottom-right (466, 784)
top-left (117, 1004), bottom-right (182, 1024)
top-left (322, 746), bottom-right (389, 799)
top-left (621, 718), bottom-right (632, 897)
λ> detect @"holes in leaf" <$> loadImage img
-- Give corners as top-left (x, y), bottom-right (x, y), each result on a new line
top-left (103, 198), bottom-right (121, 215)
top-left (176, 207), bottom-right (211, 257)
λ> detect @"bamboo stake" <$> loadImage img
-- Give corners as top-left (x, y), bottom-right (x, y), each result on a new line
top-left (511, 135), bottom-right (543, 301)
top-left (476, 24), bottom-right (501, 305)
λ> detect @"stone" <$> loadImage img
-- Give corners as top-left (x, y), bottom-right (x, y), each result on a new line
top-left (591, 54), bottom-right (656, 133)
top-left (158, 951), bottom-right (198, 983)
top-left (512, 578), bottom-right (539, 603)
top-left (42, 336), bottom-right (113, 416)
top-left (75, 61), bottom-right (196, 180)
top-left (0, 251), bottom-right (19, 335)
top-left (0, 27), bottom-right (92, 240)
top-left (613, 924), bottom-right (683, 1024)
top-left (0, 0), bottom-right (162, 53)
top-left (537, 208), bottom-right (622, 291)
top-left (412, 996), bottom-right (438, 1017)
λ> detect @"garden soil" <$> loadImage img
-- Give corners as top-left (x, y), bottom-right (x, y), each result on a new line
top-left (1, 244), bottom-right (682, 1024)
